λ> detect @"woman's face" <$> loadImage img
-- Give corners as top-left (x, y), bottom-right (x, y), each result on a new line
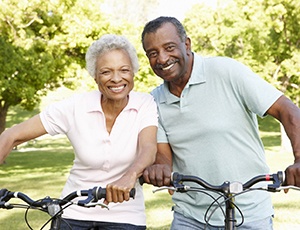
top-left (95, 49), bottom-right (134, 103)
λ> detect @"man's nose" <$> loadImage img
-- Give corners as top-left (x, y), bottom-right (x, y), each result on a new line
top-left (157, 51), bottom-right (169, 64)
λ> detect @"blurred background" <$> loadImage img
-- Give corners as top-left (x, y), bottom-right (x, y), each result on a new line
top-left (1, 0), bottom-right (300, 229)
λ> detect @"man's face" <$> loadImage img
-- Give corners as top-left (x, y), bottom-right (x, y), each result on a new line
top-left (143, 22), bottom-right (192, 83)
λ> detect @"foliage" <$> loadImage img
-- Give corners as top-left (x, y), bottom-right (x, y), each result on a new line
top-left (0, 0), bottom-right (162, 133)
top-left (184, 0), bottom-right (300, 105)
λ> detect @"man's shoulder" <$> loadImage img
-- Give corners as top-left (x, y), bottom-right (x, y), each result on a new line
top-left (150, 84), bottom-right (165, 100)
top-left (201, 55), bottom-right (245, 69)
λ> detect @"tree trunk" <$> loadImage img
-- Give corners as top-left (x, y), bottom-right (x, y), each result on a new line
top-left (0, 103), bottom-right (9, 134)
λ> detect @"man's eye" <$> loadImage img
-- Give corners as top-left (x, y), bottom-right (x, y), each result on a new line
top-left (147, 52), bottom-right (157, 58)
top-left (166, 45), bottom-right (175, 51)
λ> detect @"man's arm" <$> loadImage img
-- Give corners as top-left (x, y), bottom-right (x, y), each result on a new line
top-left (266, 95), bottom-right (300, 186)
top-left (142, 142), bottom-right (173, 187)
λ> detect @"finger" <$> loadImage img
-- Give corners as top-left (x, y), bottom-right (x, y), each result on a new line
top-left (118, 190), bottom-right (124, 202)
top-left (143, 170), bottom-right (151, 184)
top-left (106, 185), bottom-right (113, 203)
top-left (155, 169), bottom-right (165, 187)
top-left (112, 186), bottom-right (118, 203)
top-left (168, 189), bottom-right (174, 195)
top-left (123, 189), bottom-right (130, 201)
top-left (148, 167), bottom-right (159, 186)
top-left (103, 199), bottom-right (109, 206)
top-left (285, 167), bottom-right (295, 186)
top-left (163, 167), bottom-right (172, 186)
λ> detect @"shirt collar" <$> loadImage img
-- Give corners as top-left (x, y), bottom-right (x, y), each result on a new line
top-left (86, 91), bottom-right (139, 113)
top-left (158, 53), bottom-right (206, 104)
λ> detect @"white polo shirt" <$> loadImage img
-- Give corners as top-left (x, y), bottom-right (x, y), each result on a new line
top-left (40, 90), bottom-right (158, 225)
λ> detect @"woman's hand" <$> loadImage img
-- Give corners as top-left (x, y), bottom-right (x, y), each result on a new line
top-left (104, 172), bottom-right (137, 205)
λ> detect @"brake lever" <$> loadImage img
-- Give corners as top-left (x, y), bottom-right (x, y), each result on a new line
top-left (276, 185), bottom-right (300, 191)
top-left (152, 186), bottom-right (177, 193)
top-left (78, 201), bottom-right (109, 209)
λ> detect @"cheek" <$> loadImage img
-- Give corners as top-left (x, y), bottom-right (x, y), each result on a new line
top-left (147, 58), bottom-right (156, 68)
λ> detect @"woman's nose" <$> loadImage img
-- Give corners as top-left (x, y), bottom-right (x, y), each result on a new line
top-left (111, 71), bottom-right (122, 82)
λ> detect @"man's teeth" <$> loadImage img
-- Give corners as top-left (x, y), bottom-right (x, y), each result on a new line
top-left (162, 63), bottom-right (175, 71)
top-left (110, 85), bottom-right (125, 92)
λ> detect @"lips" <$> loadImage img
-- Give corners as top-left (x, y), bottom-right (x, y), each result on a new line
top-left (157, 59), bottom-right (179, 71)
top-left (109, 85), bottom-right (125, 92)
top-left (162, 62), bottom-right (175, 71)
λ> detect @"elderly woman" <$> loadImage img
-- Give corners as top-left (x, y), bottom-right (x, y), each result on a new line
top-left (0, 34), bottom-right (158, 229)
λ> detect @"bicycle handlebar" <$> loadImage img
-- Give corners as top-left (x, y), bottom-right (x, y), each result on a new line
top-left (0, 186), bottom-right (136, 210)
top-left (170, 171), bottom-right (286, 194)
top-left (147, 171), bottom-right (300, 230)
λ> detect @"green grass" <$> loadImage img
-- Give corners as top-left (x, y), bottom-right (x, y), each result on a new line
top-left (0, 104), bottom-right (300, 229)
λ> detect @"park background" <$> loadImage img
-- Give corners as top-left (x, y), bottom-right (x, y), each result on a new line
top-left (0, 0), bottom-right (300, 229)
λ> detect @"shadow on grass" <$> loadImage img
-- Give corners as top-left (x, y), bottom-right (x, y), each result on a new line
top-left (258, 115), bottom-right (281, 148)
top-left (1, 149), bottom-right (73, 174)
top-left (6, 105), bottom-right (40, 128)
top-left (0, 208), bottom-right (52, 230)
top-left (148, 225), bottom-right (172, 230)
top-left (258, 115), bottom-right (280, 132)
top-left (145, 195), bottom-right (172, 208)
top-left (261, 134), bottom-right (281, 148)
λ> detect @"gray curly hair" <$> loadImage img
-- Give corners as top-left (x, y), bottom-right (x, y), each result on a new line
top-left (85, 34), bottom-right (139, 78)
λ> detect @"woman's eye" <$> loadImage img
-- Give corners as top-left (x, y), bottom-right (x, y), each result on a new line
top-left (100, 71), bottom-right (111, 75)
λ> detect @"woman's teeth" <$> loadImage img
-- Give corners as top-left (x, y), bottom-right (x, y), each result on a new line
top-left (109, 85), bottom-right (125, 92)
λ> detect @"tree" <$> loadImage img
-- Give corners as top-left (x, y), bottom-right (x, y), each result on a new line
top-left (99, 0), bottom-right (162, 92)
top-left (0, 0), bottom-right (110, 133)
top-left (0, 0), bottom-right (163, 134)
top-left (184, 0), bottom-right (300, 105)
top-left (184, 0), bottom-right (300, 150)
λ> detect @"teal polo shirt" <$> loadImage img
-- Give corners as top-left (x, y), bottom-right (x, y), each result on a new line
top-left (151, 53), bottom-right (283, 225)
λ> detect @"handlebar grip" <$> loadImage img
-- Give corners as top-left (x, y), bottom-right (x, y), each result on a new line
top-left (129, 188), bottom-right (136, 198)
top-left (139, 176), bottom-right (145, 185)
top-left (0, 189), bottom-right (8, 197)
top-left (278, 171), bottom-right (285, 184)
top-left (93, 187), bottom-right (136, 200)
top-left (171, 172), bottom-right (179, 181)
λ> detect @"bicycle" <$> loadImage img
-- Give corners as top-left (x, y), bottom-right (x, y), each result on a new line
top-left (0, 186), bottom-right (135, 230)
top-left (152, 171), bottom-right (300, 230)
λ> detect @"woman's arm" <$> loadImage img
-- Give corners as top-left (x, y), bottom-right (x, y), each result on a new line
top-left (105, 125), bottom-right (157, 203)
top-left (0, 114), bottom-right (47, 164)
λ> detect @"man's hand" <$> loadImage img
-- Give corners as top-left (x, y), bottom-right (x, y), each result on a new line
top-left (284, 161), bottom-right (300, 193)
top-left (142, 163), bottom-right (172, 187)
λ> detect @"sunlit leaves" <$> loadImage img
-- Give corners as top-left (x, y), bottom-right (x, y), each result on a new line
top-left (184, 0), bottom-right (300, 105)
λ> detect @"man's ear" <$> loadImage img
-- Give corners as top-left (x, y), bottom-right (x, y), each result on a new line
top-left (185, 37), bottom-right (192, 53)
